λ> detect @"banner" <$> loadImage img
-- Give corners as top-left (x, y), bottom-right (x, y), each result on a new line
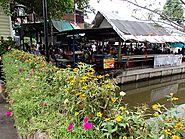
top-left (103, 58), bottom-right (115, 69)
top-left (154, 54), bottom-right (182, 68)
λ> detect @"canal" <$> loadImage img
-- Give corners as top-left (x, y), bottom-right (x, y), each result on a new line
top-left (119, 73), bottom-right (185, 108)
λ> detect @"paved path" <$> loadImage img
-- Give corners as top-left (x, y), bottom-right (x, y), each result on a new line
top-left (0, 102), bottom-right (19, 139)
top-left (0, 62), bottom-right (19, 139)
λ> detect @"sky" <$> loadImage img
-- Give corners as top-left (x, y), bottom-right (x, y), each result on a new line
top-left (85, 0), bottom-right (166, 23)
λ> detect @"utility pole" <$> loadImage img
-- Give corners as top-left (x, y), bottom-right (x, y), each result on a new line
top-left (74, 0), bottom-right (76, 24)
top-left (42, 0), bottom-right (49, 62)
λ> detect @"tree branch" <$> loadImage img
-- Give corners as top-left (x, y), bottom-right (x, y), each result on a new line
top-left (179, 0), bottom-right (185, 5)
top-left (119, 0), bottom-right (184, 31)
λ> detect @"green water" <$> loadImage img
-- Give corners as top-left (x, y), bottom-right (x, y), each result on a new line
top-left (119, 74), bottom-right (185, 108)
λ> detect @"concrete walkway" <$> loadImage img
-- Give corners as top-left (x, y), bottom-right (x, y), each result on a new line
top-left (0, 101), bottom-right (19, 139)
top-left (0, 82), bottom-right (19, 139)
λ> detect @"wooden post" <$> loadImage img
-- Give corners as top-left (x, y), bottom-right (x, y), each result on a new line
top-left (36, 32), bottom-right (39, 44)
top-left (30, 32), bottom-right (32, 47)
top-left (72, 35), bottom-right (75, 66)
top-left (118, 39), bottom-right (122, 62)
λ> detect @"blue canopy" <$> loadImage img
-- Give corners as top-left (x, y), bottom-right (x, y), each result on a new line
top-left (170, 43), bottom-right (185, 48)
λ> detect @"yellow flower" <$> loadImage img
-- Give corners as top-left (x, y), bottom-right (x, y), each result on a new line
top-left (94, 77), bottom-right (98, 81)
top-left (80, 80), bottom-right (85, 83)
top-left (111, 98), bottom-right (116, 103)
top-left (69, 81), bottom-right (74, 86)
top-left (152, 103), bottom-right (161, 109)
top-left (90, 71), bottom-right (95, 75)
top-left (75, 112), bottom-right (79, 116)
top-left (73, 68), bottom-right (78, 72)
top-left (91, 86), bottom-right (95, 89)
top-left (105, 80), bottom-right (109, 83)
top-left (115, 115), bottom-right (122, 122)
top-left (105, 84), bottom-right (111, 89)
top-left (78, 65), bottom-right (83, 68)
top-left (98, 75), bottom-right (103, 79)
top-left (82, 86), bottom-right (88, 90)
top-left (122, 136), bottom-right (127, 139)
top-left (172, 135), bottom-right (180, 139)
top-left (67, 65), bottom-right (71, 68)
top-left (88, 67), bottom-right (95, 72)
top-left (97, 112), bottom-right (103, 117)
top-left (182, 107), bottom-right (185, 110)
top-left (71, 90), bottom-right (75, 93)
top-left (104, 118), bottom-right (111, 122)
top-left (171, 97), bottom-right (179, 101)
top-left (153, 113), bottom-right (159, 117)
top-left (164, 129), bottom-right (172, 135)
top-left (175, 122), bottom-right (183, 129)
top-left (76, 92), bottom-right (82, 96)
top-left (81, 76), bottom-right (88, 80)
top-left (105, 74), bottom-right (110, 77)
top-left (80, 94), bottom-right (86, 100)
top-left (78, 62), bottom-right (83, 65)
top-left (120, 106), bottom-right (126, 111)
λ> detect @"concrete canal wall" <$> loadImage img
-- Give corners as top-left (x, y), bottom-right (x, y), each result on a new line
top-left (115, 63), bottom-right (185, 84)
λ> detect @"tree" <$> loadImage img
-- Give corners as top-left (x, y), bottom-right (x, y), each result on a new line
top-left (162, 0), bottom-right (184, 24)
top-left (0, 0), bottom-right (91, 19)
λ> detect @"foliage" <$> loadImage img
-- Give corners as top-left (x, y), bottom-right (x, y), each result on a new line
top-left (162, 0), bottom-right (184, 24)
top-left (0, 37), bottom-right (19, 56)
top-left (2, 49), bottom-right (185, 139)
top-left (0, 0), bottom-right (91, 19)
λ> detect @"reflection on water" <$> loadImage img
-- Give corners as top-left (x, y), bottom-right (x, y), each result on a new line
top-left (119, 74), bottom-right (185, 108)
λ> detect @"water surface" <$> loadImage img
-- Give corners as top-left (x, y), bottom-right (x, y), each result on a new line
top-left (119, 74), bottom-right (185, 108)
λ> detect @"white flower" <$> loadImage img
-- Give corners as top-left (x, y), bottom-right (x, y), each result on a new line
top-left (64, 99), bottom-right (69, 104)
top-left (120, 91), bottom-right (126, 96)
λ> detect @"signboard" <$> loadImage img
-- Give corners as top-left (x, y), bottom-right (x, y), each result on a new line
top-left (154, 54), bottom-right (182, 68)
top-left (103, 58), bottom-right (115, 69)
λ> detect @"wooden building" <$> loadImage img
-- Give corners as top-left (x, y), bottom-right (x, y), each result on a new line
top-left (0, 7), bottom-right (13, 39)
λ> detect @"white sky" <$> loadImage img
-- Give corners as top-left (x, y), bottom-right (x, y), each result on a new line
top-left (85, 0), bottom-right (166, 23)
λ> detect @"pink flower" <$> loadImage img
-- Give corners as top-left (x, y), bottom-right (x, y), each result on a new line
top-left (5, 111), bottom-right (12, 117)
top-left (83, 117), bottom-right (89, 123)
top-left (83, 122), bottom-right (93, 130)
top-left (25, 78), bottom-right (30, 81)
top-left (67, 124), bottom-right (74, 131)
top-left (18, 68), bottom-right (23, 71)
top-left (32, 69), bottom-right (36, 72)
top-left (29, 73), bottom-right (32, 76)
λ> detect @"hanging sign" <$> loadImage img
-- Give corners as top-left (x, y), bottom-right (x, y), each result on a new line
top-left (103, 58), bottom-right (115, 69)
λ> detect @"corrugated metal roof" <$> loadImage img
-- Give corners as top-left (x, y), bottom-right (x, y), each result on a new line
top-left (92, 11), bottom-right (185, 43)
top-left (110, 19), bottom-right (170, 36)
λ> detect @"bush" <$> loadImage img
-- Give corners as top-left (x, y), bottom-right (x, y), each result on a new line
top-left (2, 49), bottom-right (185, 139)
top-left (0, 37), bottom-right (19, 56)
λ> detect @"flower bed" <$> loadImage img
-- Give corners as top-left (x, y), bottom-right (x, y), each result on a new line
top-left (2, 49), bottom-right (185, 139)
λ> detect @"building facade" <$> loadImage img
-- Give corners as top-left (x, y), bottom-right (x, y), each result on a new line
top-left (0, 7), bottom-right (13, 39)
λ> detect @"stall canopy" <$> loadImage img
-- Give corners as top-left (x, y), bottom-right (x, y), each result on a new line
top-left (52, 20), bottom-right (74, 32)
top-left (170, 43), bottom-right (185, 48)
top-left (52, 20), bottom-right (81, 32)
top-left (92, 11), bottom-right (185, 43)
